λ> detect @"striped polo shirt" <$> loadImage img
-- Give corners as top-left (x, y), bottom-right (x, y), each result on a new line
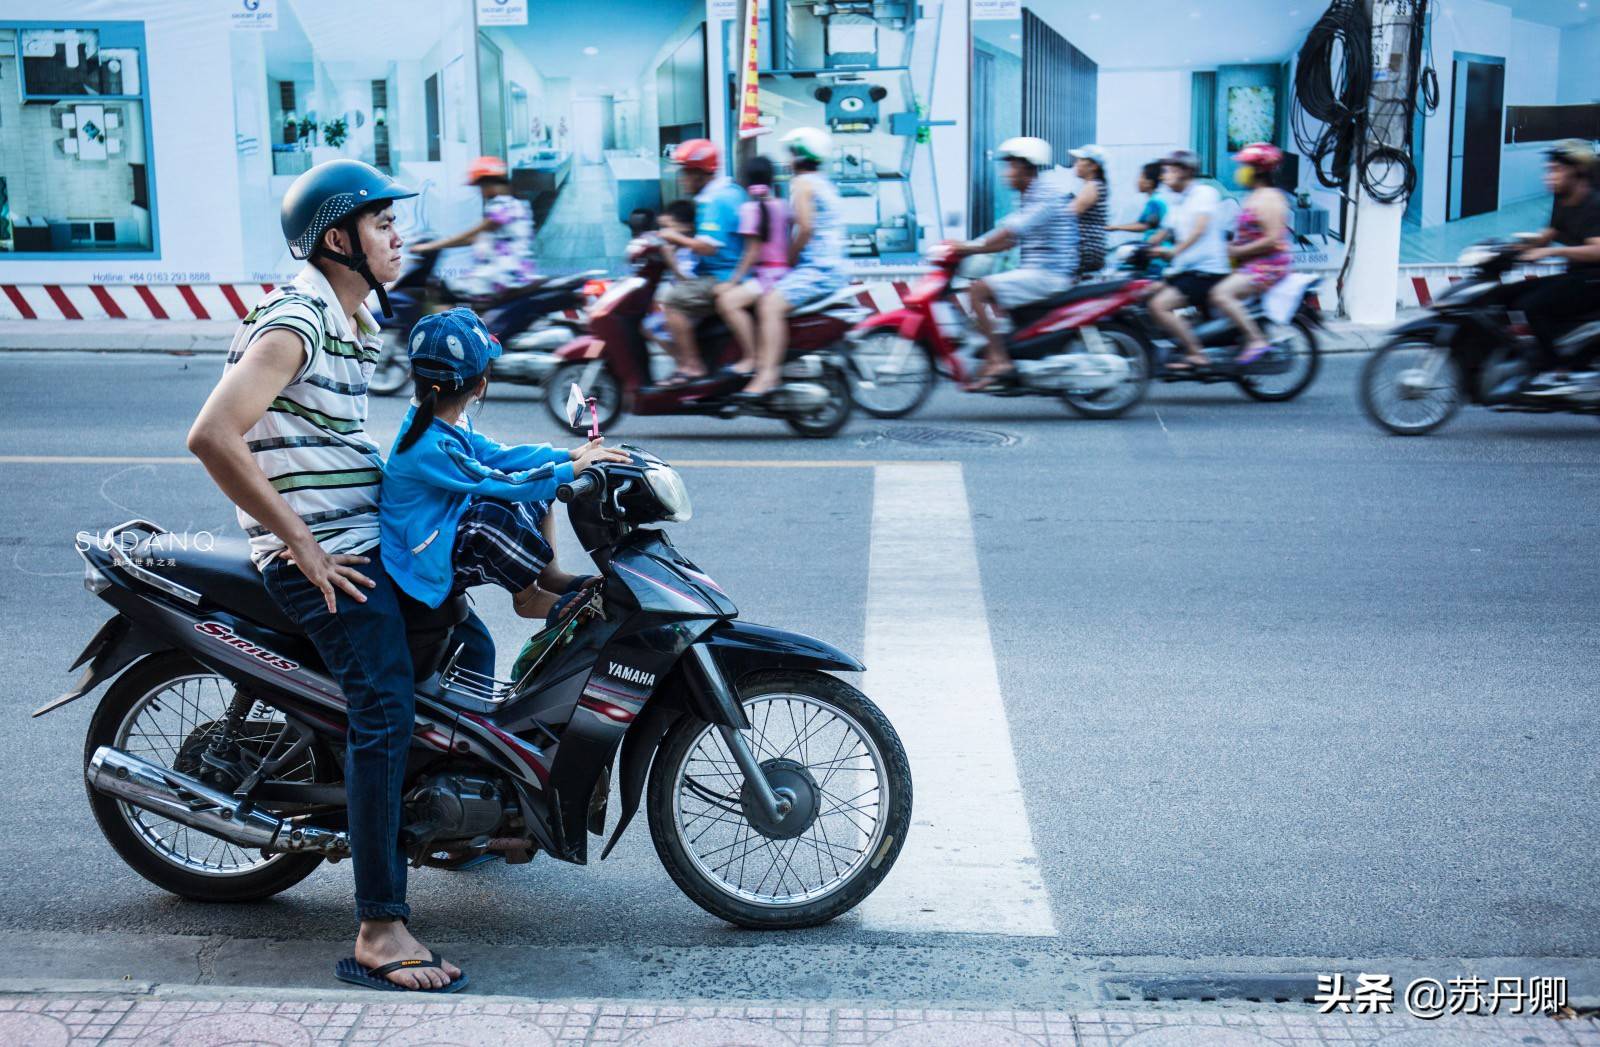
top-left (223, 265), bottom-right (386, 571)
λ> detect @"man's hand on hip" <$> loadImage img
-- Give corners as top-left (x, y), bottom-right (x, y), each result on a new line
top-left (278, 543), bottom-right (376, 614)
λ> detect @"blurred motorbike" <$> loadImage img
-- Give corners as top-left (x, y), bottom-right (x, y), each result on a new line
top-left (370, 250), bottom-right (602, 396)
top-left (843, 244), bottom-right (1153, 420)
top-left (1359, 239), bottom-right (1600, 435)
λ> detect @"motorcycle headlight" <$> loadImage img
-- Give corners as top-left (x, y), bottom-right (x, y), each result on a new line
top-left (643, 465), bottom-right (692, 523)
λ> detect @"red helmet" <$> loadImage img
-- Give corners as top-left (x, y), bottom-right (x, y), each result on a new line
top-left (466, 156), bottom-right (509, 185)
top-left (1232, 142), bottom-right (1283, 171)
top-left (671, 139), bottom-right (721, 173)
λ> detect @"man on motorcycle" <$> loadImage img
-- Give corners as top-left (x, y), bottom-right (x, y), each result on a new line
top-left (656, 139), bottom-right (749, 384)
top-left (187, 160), bottom-right (475, 993)
top-left (950, 136), bottom-right (1078, 391)
top-left (1512, 140), bottom-right (1600, 396)
top-left (411, 157), bottom-right (541, 322)
top-left (1146, 149), bottom-right (1233, 370)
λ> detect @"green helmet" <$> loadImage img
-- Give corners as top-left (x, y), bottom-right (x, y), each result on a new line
top-left (782, 127), bottom-right (835, 166)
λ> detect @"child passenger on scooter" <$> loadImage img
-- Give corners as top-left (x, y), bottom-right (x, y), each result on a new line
top-left (379, 308), bottom-right (628, 623)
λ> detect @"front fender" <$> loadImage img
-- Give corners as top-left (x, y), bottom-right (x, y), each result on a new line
top-left (700, 619), bottom-right (865, 686)
top-left (555, 335), bottom-right (607, 362)
top-left (852, 308), bottom-right (930, 342)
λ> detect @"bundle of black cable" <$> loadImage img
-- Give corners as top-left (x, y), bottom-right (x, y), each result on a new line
top-left (1292, 0), bottom-right (1373, 195)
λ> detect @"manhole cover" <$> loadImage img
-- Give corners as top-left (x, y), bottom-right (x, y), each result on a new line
top-left (860, 425), bottom-right (1018, 448)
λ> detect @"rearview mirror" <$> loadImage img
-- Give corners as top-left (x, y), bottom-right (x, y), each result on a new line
top-left (565, 383), bottom-right (586, 429)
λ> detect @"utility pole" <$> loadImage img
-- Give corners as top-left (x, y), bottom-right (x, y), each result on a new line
top-left (1341, 0), bottom-right (1416, 324)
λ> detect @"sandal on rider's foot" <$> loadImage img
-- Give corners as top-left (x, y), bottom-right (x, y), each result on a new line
top-left (335, 952), bottom-right (469, 994)
top-left (1233, 344), bottom-right (1270, 366)
top-left (730, 388), bottom-right (779, 407)
top-left (964, 370), bottom-right (1017, 393)
top-left (561, 574), bottom-right (600, 595)
top-left (1165, 356), bottom-right (1208, 372)
top-left (653, 371), bottom-right (704, 389)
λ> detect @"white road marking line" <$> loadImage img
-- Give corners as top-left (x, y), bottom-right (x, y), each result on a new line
top-left (858, 463), bottom-right (1056, 936)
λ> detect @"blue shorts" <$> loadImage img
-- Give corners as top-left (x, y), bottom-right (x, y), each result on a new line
top-left (774, 267), bottom-right (845, 309)
top-left (451, 497), bottom-right (552, 596)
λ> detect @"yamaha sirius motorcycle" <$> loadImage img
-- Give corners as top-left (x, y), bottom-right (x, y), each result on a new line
top-left (43, 403), bottom-right (910, 928)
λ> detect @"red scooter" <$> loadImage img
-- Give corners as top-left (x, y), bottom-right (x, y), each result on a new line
top-left (843, 245), bottom-right (1154, 419)
top-left (540, 237), bottom-right (862, 438)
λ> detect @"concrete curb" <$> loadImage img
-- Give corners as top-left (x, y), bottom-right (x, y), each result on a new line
top-left (0, 321), bottom-right (1392, 356)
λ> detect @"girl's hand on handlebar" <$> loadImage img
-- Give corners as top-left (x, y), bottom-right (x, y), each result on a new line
top-left (570, 439), bottom-right (632, 473)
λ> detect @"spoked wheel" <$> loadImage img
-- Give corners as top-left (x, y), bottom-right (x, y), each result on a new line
top-left (648, 670), bottom-right (911, 928)
top-left (368, 331), bottom-right (412, 396)
top-left (1237, 318), bottom-right (1321, 401)
top-left (543, 361), bottom-right (625, 433)
top-left (783, 366), bottom-right (855, 439)
top-left (847, 329), bottom-right (937, 419)
top-left (84, 653), bottom-right (329, 902)
top-left (1360, 340), bottom-right (1464, 435)
top-left (1060, 322), bottom-right (1152, 419)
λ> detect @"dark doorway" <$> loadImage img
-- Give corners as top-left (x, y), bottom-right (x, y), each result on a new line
top-left (1447, 53), bottom-right (1504, 221)
top-left (424, 73), bottom-right (441, 162)
top-left (971, 46), bottom-right (995, 235)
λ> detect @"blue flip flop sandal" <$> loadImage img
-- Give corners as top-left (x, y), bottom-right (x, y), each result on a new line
top-left (334, 952), bottom-right (468, 994)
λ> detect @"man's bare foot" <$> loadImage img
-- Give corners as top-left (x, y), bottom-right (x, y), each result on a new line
top-left (354, 919), bottom-right (460, 991)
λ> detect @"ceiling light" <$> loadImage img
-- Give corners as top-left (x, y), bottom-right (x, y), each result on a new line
top-left (1009, 32), bottom-right (1020, 39)
top-left (1089, 11), bottom-right (1102, 18)
top-left (1189, 10), bottom-right (1202, 18)
top-left (583, 46), bottom-right (599, 56)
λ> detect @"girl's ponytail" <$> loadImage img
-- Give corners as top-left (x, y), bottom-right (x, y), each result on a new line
top-left (740, 155), bottom-right (777, 245)
top-left (396, 381), bottom-right (441, 454)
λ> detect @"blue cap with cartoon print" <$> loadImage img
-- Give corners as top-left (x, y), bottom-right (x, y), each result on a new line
top-left (406, 307), bottom-right (502, 390)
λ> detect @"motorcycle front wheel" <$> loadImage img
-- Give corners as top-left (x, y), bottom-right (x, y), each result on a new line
top-left (368, 332), bottom-right (412, 397)
top-left (647, 669), bottom-right (912, 929)
top-left (1360, 340), bottom-right (1464, 436)
top-left (847, 329), bottom-right (937, 419)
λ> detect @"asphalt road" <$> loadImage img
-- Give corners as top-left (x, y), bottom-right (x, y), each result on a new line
top-left (1, 349), bottom-right (1596, 1003)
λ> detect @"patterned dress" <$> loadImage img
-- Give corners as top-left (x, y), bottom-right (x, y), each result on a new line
top-left (461, 194), bottom-right (539, 296)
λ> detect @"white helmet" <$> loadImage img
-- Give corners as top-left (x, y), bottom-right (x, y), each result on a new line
top-left (997, 136), bottom-right (1052, 169)
top-left (782, 126), bottom-right (835, 165)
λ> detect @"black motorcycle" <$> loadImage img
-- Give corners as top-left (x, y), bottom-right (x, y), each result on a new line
top-left (370, 251), bottom-right (599, 397)
top-left (1114, 245), bottom-right (1323, 403)
top-left (42, 406), bottom-right (910, 928)
top-left (1360, 239), bottom-right (1600, 435)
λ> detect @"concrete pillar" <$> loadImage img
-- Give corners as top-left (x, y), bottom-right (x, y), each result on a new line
top-left (1341, 0), bottom-right (1415, 324)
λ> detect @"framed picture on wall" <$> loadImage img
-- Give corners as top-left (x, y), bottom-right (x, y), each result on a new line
top-left (1226, 85), bottom-right (1275, 151)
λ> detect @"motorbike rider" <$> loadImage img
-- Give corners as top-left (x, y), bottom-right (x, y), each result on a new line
top-left (187, 160), bottom-right (477, 993)
top-left (1108, 161), bottom-right (1173, 277)
top-left (1210, 142), bottom-right (1292, 366)
top-left (738, 127), bottom-right (849, 401)
top-left (411, 157), bottom-right (539, 299)
top-left (1512, 140), bottom-right (1600, 396)
top-left (949, 136), bottom-right (1078, 391)
top-left (655, 139), bottom-right (749, 386)
top-left (1147, 148), bottom-right (1233, 370)
top-left (1068, 145), bottom-right (1110, 277)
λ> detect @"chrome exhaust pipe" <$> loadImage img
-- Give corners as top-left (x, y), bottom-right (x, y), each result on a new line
top-left (87, 746), bottom-right (349, 859)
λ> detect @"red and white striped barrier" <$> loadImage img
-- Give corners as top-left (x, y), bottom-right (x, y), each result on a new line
top-left (0, 282), bottom-right (279, 322)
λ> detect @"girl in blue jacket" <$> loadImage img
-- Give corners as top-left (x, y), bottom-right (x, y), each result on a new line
top-left (380, 308), bottom-right (628, 619)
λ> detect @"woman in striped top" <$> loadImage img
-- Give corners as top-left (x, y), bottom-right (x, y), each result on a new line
top-left (1069, 145), bottom-right (1110, 278)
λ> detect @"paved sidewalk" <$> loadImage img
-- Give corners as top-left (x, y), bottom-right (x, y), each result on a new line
top-left (0, 317), bottom-right (1397, 355)
top-left (0, 992), bottom-right (1593, 1047)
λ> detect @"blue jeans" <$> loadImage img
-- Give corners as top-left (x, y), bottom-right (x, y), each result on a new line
top-left (263, 551), bottom-right (495, 923)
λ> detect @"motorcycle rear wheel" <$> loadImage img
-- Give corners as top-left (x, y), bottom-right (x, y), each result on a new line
top-left (84, 653), bottom-right (328, 903)
top-left (1060, 322), bottom-right (1151, 419)
top-left (369, 332), bottom-right (412, 397)
top-left (1236, 317), bottom-right (1321, 402)
top-left (647, 670), bottom-right (911, 929)
top-left (783, 366), bottom-right (855, 439)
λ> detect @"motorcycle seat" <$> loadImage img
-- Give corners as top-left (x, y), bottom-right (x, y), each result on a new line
top-left (1010, 278), bottom-right (1132, 326)
top-left (135, 535), bottom-right (304, 635)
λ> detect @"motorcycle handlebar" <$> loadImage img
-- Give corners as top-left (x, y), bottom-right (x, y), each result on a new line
top-left (556, 469), bottom-right (603, 503)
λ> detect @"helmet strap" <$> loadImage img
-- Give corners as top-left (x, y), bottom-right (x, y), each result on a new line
top-left (314, 215), bottom-right (394, 318)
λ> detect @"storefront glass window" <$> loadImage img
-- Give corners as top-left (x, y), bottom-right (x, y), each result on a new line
top-left (0, 22), bottom-right (156, 256)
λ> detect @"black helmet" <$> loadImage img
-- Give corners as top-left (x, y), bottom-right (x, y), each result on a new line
top-left (280, 159), bottom-right (416, 315)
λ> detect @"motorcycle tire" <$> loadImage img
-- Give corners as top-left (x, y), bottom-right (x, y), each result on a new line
top-left (368, 332), bottom-right (412, 397)
top-left (84, 653), bottom-right (329, 903)
top-left (543, 361), bottom-right (626, 434)
top-left (846, 329), bottom-right (937, 419)
top-left (647, 669), bottom-right (912, 930)
top-left (1359, 340), bottom-right (1465, 436)
top-left (783, 366), bottom-right (855, 439)
top-left (1236, 317), bottom-right (1321, 402)
top-left (1060, 321), bottom-right (1152, 419)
